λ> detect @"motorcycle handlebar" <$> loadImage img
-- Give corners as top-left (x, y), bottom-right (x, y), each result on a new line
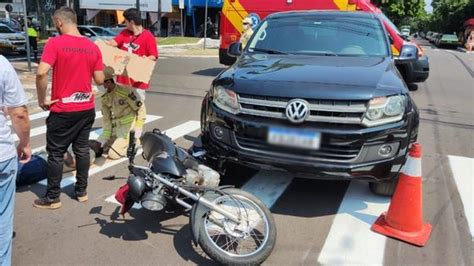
top-left (129, 130), bottom-right (135, 147)
top-left (127, 130), bottom-right (136, 165)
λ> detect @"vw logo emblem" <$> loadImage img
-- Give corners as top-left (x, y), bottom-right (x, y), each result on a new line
top-left (286, 99), bottom-right (310, 123)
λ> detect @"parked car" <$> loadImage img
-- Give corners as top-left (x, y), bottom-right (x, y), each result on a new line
top-left (437, 34), bottom-right (460, 48)
top-left (0, 18), bottom-right (22, 32)
top-left (425, 31), bottom-right (434, 41)
top-left (0, 23), bottom-right (26, 54)
top-left (434, 34), bottom-right (444, 46)
top-left (200, 11), bottom-right (420, 196)
top-left (401, 28), bottom-right (410, 37)
top-left (430, 33), bottom-right (441, 44)
top-left (107, 24), bottom-right (126, 35)
top-left (77, 25), bottom-right (117, 41)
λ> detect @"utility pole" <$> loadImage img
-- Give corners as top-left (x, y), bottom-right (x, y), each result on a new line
top-left (136, 0), bottom-right (140, 11)
top-left (157, 0), bottom-right (162, 37)
top-left (21, 0), bottom-right (31, 71)
top-left (203, 0), bottom-right (208, 49)
top-left (179, 0), bottom-right (184, 37)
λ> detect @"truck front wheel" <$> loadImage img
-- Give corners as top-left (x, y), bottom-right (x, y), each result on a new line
top-left (369, 178), bottom-right (399, 196)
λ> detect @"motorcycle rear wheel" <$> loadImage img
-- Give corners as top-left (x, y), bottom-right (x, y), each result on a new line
top-left (197, 188), bottom-right (276, 265)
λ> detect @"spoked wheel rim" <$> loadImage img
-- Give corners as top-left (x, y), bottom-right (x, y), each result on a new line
top-left (203, 194), bottom-right (270, 258)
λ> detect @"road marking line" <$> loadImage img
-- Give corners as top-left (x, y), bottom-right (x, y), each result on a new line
top-left (241, 170), bottom-right (293, 208)
top-left (35, 115), bottom-right (163, 187)
top-left (318, 181), bottom-right (390, 265)
top-left (30, 114), bottom-right (162, 154)
top-left (7, 111), bottom-right (50, 126)
top-left (12, 111), bottom-right (103, 141)
top-left (448, 155), bottom-right (474, 240)
top-left (103, 120), bottom-right (201, 209)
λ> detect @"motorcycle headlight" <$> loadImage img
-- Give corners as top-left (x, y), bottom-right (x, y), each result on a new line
top-left (363, 95), bottom-right (406, 127)
top-left (212, 85), bottom-right (239, 114)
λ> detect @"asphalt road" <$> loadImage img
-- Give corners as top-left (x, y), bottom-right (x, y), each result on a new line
top-left (11, 45), bottom-right (473, 265)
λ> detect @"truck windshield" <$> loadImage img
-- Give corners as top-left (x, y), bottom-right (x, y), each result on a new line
top-left (248, 15), bottom-right (389, 57)
top-left (378, 13), bottom-right (401, 35)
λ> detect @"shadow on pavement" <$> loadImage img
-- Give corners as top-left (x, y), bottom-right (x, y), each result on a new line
top-left (91, 205), bottom-right (184, 241)
top-left (192, 68), bottom-right (226, 77)
top-left (16, 183), bottom-right (46, 198)
top-left (173, 224), bottom-right (217, 265)
top-left (270, 178), bottom-right (350, 218)
top-left (89, 205), bottom-right (215, 264)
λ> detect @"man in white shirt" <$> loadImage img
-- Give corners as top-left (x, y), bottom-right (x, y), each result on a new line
top-left (0, 55), bottom-right (31, 266)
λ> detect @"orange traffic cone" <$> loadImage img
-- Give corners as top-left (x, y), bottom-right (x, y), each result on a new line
top-left (371, 143), bottom-right (432, 247)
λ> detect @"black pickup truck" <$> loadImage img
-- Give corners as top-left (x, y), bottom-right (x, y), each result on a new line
top-left (201, 11), bottom-right (420, 196)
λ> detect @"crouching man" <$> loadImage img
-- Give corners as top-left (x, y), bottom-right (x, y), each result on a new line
top-left (90, 67), bottom-right (145, 159)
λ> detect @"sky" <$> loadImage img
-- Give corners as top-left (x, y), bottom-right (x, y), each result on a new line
top-left (425, 0), bottom-right (433, 13)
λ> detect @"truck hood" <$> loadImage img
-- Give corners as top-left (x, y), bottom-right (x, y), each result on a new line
top-left (217, 54), bottom-right (406, 100)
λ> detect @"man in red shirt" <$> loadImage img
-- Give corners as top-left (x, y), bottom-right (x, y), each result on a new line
top-left (106, 8), bottom-right (158, 137)
top-left (34, 7), bottom-right (105, 209)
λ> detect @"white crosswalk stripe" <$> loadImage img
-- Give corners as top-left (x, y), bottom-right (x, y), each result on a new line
top-left (241, 170), bottom-right (293, 208)
top-left (7, 110), bottom-right (50, 126)
top-left (318, 182), bottom-right (390, 265)
top-left (12, 111), bottom-right (103, 141)
top-left (448, 155), bottom-right (474, 240)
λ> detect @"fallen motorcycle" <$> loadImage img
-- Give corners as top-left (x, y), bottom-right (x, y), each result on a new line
top-left (114, 129), bottom-right (276, 265)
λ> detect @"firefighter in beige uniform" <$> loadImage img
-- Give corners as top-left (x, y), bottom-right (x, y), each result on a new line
top-left (98, 68), bottom-right (146, 159)
top-left (240, 17), bottom-right (254, 48)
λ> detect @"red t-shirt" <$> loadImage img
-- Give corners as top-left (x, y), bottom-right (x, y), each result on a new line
top-left (41, 34), bottom-right (104, 113)
top-left (114, 29), bottom-right (158, 89)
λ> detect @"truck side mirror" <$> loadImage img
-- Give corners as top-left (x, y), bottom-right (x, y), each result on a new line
top-left (227, 42), bottom-right (242, 57)
top-left (397, 44), bottom-right (418, 62)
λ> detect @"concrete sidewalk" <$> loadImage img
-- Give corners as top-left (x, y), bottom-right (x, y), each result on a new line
top-left (159, 38), bottom-right (219, 57)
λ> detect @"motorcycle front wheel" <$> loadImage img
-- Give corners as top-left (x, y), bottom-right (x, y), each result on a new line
top-left (197, 188), bottom-right (276, 265)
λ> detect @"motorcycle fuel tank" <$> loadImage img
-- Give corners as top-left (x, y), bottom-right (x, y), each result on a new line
top-left (150, 152), bottom-right (188, 177)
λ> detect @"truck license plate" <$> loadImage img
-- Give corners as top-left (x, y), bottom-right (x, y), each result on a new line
top-left (267, 127), bottom-right (321, 150)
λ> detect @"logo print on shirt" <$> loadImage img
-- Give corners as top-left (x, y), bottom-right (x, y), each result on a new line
top-left (62, 92), bottom-right (92, 103)
top-left (124, 42), bottom-right (141, 53)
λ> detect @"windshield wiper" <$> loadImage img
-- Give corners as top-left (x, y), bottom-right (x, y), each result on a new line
top-left (251, 48), bottom-right (288, 55)
top-left (294, 51), bottom-right (338, 57)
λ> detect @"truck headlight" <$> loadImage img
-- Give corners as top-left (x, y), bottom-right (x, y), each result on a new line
top-left (212, 85), bottom-right (239, 114)
top-left (363, 95), bottom-right (405, 127)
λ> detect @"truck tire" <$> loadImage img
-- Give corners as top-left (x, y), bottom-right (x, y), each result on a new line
top-left (369, 178), bottom-right (399, 196)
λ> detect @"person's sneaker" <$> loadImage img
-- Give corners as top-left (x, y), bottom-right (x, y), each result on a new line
top-left (33, 197), bottom-right (62, 209)
top-left (76, 191), bottom-right (88, 202)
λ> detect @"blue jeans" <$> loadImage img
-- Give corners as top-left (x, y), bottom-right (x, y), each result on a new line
top-left (0, 157), bottom-right (17, 266)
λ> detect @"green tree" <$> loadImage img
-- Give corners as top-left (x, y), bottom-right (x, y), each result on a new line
top-left (381, 0), bottom-right (427, 25)
top-left (429, 0), bottom-right (472, 33)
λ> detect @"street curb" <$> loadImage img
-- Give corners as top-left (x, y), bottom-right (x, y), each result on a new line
top-left (158, 38), bottom-right (219, 49)
top-left (456, 47), bottom-right (472, 53)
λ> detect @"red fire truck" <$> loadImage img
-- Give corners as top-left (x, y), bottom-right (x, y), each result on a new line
top-left (219, 0), bottom-right (405, 65)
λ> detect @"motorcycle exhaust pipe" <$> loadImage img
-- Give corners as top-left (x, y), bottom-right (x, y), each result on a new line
top-left (151, 172), bottom-right (241, 224)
